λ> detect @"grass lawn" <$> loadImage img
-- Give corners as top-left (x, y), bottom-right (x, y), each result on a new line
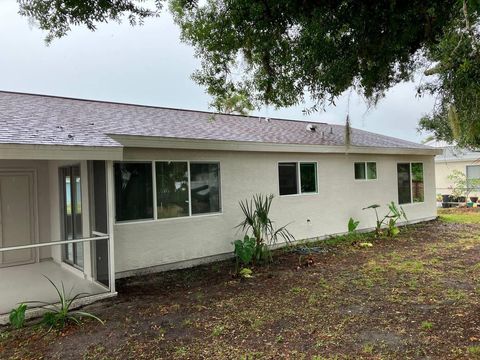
top-left (1, 210), bottom-right (480, 359)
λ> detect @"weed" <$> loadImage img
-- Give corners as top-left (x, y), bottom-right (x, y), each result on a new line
top-left (421, 321), bottom-right (433, 330)
top-left (362, 343), bottom-right (374, 353)
top-left (25, 276), bottom-right (104, 330)
top-left (9, 303), bottom-right (27, 329)
top-left (174, 345), bottom-right (188, 356)
top-left (468, 345), bottom-right (480, 356)
top-left (212, 325), bottom-right (224, 337)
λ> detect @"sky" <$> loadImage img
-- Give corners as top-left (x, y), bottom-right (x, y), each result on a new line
top-left (0, 0), bottom-right (436, 143)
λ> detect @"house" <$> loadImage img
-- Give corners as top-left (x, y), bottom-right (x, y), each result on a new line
top-left (425, 140), bottom-right (480, 202)
top-left (0, 91), bottom-right (440, 323)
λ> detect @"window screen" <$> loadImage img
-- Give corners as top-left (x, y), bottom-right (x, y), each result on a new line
top-left (279, 163), bottom-right (298, 195)
top-left (300, 163), bottom-right (317, 193)
top-left (367, 162), bottom-right (377, 180)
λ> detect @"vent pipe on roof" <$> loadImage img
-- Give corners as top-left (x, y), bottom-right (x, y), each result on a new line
top-left (306, 124), bottom-right (317, 132)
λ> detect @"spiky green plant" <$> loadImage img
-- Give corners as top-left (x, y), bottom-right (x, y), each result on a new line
top-left (363, 202), bottom-right (407, 236)
top-left (237, 194), bottom-right (294, 262)
top-left (25, 276), bottom-right (104, 330)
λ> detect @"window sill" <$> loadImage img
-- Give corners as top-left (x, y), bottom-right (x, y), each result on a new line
top-left (114, 212), bottom-right (224, 226)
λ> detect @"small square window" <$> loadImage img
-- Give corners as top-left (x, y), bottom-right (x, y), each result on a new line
top-left (278, 162), bottom-right (318, 195)
top-left (355, 162), bottom-right (377, 180)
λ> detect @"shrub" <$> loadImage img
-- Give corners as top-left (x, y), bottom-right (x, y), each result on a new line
top-left (26, 276), bottom-right (104, 330)
top-left (9, 304), bottom-right (27, 329)
top-left (233, 235), bottom-right (256, 270)
top-left (348, 217), bottom-right (360, 233)
top-left (363, 202), bottom-right (407, 236)
top-left (237, 194), bottom-right (294, 263)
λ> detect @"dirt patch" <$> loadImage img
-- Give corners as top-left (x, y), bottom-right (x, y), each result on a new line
top-left (2, 215), bottom-right (480, 359)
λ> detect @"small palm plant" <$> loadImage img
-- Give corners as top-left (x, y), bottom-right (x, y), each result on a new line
top-left (26, 276), bottom-right (104, 330)
top-left (237, 194), bottom-right (294, 263)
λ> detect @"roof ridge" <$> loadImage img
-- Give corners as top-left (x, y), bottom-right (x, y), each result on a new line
top-left (0, 90), bottom-right (330, 126)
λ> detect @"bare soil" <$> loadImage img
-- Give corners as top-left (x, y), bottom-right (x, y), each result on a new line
top-left (1, 214), bottom-right (480, 359)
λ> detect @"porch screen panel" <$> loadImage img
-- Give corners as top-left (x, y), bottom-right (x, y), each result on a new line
top-left (114, 163), bottom-right (153, 221)
top-left (156, 161), bottom-right (189, 219)
top-left (397, 163), bottom-right (411, 204)
top-left (190, 163), bottom-right (221, 215)
top-left (411, 163), bottom-right (424, 203)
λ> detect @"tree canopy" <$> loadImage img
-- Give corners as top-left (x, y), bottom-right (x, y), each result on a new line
top-left (18, 0), bottom-right (480, 147)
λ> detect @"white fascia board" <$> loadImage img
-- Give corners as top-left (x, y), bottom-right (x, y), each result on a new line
top-left (109, 134), bottom-right (442, 156)
top-left (0, 143), bottom-right (124, 160)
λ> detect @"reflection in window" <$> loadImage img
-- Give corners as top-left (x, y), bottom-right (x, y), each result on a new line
top-left (279, 163), bottom-right (298, 195)
top-left (411, 163), bottom-right (424, 203)
top-left (355, 162), bottom-right (376, 180)
top-left (190, 163), bottom-right (221, 215)
top-left (278, 162), bottom-right (318, 195)
top-left (156, 161), bottom-right (189, 219)
top-left (300, 163), bottom-right (317, 193)
top-left (114, 163), bottom-right (153, 221)
top-left (397, 163), bottom-right (412, 204)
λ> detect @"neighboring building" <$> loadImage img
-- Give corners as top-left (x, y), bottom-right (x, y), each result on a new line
top-left (0, 91), bottom-right (440, 322)
top-left (426, 140), bottom-right (480, 197)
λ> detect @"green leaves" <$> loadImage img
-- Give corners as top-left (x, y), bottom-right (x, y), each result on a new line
top-left (348, 217), bottom-right (360, 233)
top-left (25, 275), bottom-right (104, 331)
top-left (9, 303), bottom-right (27, 329)
top-left (363, 202), bottom-right (407, 237)
top-left (234, 235), bottom-right (256, 266)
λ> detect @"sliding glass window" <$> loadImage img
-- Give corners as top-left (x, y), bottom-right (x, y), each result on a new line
top-left (397, 163), bottom-right (424, 204)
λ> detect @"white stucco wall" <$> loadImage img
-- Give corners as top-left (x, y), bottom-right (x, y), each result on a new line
top-left (114, 148), bottom-right (437, 275)
top-left (435, 160), bottom-right (480, 196)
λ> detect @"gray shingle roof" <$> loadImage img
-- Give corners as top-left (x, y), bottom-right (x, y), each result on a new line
top-left (0, 91), bottom-right (431, 151)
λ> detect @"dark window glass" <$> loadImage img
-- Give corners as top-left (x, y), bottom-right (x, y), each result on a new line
top-left (279, 163), bottom-right (298, 195)
top-left (156, 161), bottom-right (189, 219)
top-left (300, 163), bottom-right (317, 193)
top-left (190, 163), bottom-right (221, 215)
top-left (411, 163), bottom-right (424, 202)
top-left (367, 162), bottom-right (377, 180)
top-left (397, 163), bottom-right (411, 204)
top-left (114, 163), bottom-right (153, 221)
top-left (354, 162), bottom-right (366, 180)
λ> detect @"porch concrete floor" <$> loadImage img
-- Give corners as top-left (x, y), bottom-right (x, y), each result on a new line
top-left (0, 260), bottom-right (107, 315)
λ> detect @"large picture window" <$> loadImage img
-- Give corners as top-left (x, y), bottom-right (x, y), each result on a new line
top-left (397, 163), bottom-right (424, 204)
top-left (278, 162), bottom-right (317, 196)
top-left (114, 161), bottom-right (221, 222)
top-left (114, 162), bottom-right (154, 221)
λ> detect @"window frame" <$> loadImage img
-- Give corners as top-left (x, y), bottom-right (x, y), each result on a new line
top-left (278, 161), bottom-right (319, 197)
top-left (354, 161), bottom-right (377, 181)
top-left (396, 161), bottom-right (425, 205)
top-left (114, 160), bottom-right (222, 224)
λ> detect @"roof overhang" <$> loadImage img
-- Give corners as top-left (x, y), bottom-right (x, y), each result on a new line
top-left (0, 143), bottom-right (124, 160)
top-left (110, 134), bottom-right (442, 156)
